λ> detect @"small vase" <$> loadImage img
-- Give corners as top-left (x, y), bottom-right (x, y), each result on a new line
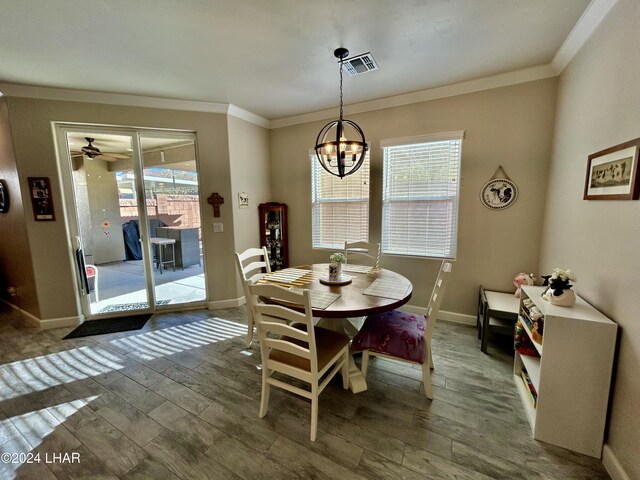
top-left (547, 289), bottom-right (576, 307)
top-left (329, 262), bottom-right (342, 281)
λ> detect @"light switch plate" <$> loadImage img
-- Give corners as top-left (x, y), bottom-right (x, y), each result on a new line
top-left (213, 223), bottom-right (224, 233)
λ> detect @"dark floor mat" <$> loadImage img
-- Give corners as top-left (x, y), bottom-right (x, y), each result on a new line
top-left (63, 314), bottom-right (151, 339)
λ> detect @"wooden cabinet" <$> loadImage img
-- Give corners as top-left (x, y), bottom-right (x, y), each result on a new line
top-left (155, 227), bottom-right (201, 269)
top-left (258, 202), bottom-right (288, 271)
top-left (514, 285), bottom-right (617, 457)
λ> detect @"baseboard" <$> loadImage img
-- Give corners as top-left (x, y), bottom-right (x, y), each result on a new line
top-left (1, 299), bottom-right (81, 330)
top-left (39, 316), bottom-right (81, 330)
top-left (401, 304), bottom-right (476, 325)
top-left (439, 310), bottom-right (476, 326)
top-left (603, 444), bottom-right (630, 480)
top-left (207, 297), bottom-right (245, 310)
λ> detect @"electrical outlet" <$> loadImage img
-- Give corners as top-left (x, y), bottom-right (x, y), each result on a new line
top-left (213, 223), bottom-right (224, 233)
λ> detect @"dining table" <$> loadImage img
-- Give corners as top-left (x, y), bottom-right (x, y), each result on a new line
top-left (258, 263), bottom-right (413, 393)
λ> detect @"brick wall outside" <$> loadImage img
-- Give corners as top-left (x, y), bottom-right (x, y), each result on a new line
top-left (120, 194), bottom-right (202, 235)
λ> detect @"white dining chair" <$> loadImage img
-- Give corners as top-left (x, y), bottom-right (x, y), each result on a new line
top-left (351, 261), bottom-right (453, 399)
top-left (235, 247), bottom-right (271, 348)
top-left (343, 241), bottom-right (381, 268)
top-left (247, 283), bottom-right (350, 441)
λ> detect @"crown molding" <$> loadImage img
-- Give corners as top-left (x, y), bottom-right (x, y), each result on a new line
top-left (552, 0), bottom-right (618, 73)
top-left (227, 104), bottom-right (270, 128)
top-left (0, 83), bottom-right (227, 113)
top-left (0, 83), bottom-right (270, 128)
top-left (270, 64), bottom-right (557, 129)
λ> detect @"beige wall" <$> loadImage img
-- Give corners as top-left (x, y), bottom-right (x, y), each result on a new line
top-left (5, 97), bottom-right (238, 319)
top-left (539, 0), bottom-right (640, 476)
top-left (0, 96), bottom-right (38, 317)
top-left (270, 78), bottom-right (557, 315)
top-left (227, 116), bottom-right (272, 255)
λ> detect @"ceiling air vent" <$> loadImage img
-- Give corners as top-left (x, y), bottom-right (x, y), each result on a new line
top-left (342, 52), bottom-right (378, 76)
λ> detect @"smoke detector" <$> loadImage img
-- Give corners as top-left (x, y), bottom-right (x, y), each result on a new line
top-left (342, 52), bottom-right (378, 76)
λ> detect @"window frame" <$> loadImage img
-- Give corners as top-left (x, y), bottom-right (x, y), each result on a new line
top-left (380, 131), bottom-right (464, 260)
top-left (310, 150), bottom-right (370, 251)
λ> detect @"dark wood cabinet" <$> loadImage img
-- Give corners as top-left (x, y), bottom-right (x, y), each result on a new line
top-left (155, 227), bottom-right (201, 269)
top-left (259, 202), bottom-right (288, 271)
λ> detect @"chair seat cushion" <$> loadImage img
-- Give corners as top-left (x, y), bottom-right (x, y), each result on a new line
top-left (269, 326), bottom-right (350, 372)
top-left (351, 310), bottom-right (427, 364)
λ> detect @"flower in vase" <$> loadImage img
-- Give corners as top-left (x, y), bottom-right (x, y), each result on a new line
top-left (329, 252), bottom-right (346, 264)
top-left (549, 268), bottom-right (577, 296)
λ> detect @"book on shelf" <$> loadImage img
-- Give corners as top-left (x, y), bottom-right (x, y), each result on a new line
top-left (520, 368), bottom-right (538, 408)
top-left (520, 306), bottom-right (533, 329)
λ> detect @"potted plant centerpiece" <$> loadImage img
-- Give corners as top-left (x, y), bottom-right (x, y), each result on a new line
top-left (328, 252), bottom-right (346, 281)
top-left (542, 268), bottom-right (577, 307)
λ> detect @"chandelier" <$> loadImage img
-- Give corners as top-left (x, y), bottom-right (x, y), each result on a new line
top-left (314, 48), bottom-right (368, 178)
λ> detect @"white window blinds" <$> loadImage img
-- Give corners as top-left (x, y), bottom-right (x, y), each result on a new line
top-left (311, 151), bottom-right (370, 249)
top-left (381, 132), bottom-right (463, 258)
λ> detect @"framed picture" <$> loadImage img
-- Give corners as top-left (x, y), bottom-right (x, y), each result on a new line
top-left (584, 137), bottom-right (640, 200)
top-left (238, 192), bottom-right (249, 208)
top-left (27, 177), bottom-right (56, 221)
top-left (480, 178), bottom-right (518, 210)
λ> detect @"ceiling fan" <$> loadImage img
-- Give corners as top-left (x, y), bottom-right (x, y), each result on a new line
top-left (75, 137), bottom-right (130, 161)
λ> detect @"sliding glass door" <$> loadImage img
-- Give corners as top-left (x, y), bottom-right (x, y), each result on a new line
top-left (57, 126), bottom-right (205, 319)
top-left (139, 134), bottom-right (205, 306)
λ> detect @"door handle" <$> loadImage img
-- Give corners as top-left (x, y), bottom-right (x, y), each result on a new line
top-left (75, 248), bottom-right (90, 294)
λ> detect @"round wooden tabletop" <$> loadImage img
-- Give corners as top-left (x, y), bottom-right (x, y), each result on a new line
top-left (262, 264), bottom-right (413, 318)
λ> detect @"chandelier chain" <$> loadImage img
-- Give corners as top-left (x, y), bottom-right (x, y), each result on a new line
top-left (339, 58), bottom-right (344, 120)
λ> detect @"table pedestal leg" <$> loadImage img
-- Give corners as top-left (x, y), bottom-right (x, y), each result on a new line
top-left (317, 317), bottom-right (367, 394)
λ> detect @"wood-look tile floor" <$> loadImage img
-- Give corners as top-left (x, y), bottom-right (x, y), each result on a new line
top-left (0, 304), bottom-right (610, 479)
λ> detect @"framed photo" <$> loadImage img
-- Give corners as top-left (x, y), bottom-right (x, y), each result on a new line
top-left (584, 137), bottom-right (640, 200)
top-left (27, 177), bottom-right (56, 221)
top-left (238, 192), bottom-right (249, 208)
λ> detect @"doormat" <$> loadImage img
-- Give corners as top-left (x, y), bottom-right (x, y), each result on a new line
top-left (99, 300), bottom-right (170, 314)
top-left (63, 314), bottom-right (151, 339)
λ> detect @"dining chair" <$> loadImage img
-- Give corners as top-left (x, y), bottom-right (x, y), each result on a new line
top-left (343, 241), bottom-right (381, 268)
top-left (351, 261), bottom-right (453, 399)
top-left (235, 247), bottom-right (271, 348)
top-left (247, 283), bottom-right (350, 441)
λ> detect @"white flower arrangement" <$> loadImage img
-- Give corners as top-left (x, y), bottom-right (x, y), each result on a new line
top-left (551, 268), bottom-right (577, 283)
top-left (548, 268), bottom-right (577, 295)
top-left (329, 252), bottom-right (346, 264)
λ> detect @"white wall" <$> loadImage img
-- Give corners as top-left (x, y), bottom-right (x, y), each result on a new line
top-left (227, 115), bottom-right (272, 255)
top-left (539, 0), bottom-right (640, 477)
top-left (83, 157), bottom-right (125, 264)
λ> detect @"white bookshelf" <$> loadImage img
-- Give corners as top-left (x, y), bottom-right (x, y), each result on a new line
top-left (513, 285), bottom-right (617, 458)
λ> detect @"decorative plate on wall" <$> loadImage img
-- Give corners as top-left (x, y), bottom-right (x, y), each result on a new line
top-left (480, 177), bottom-right (518, 210)
top-left (0, 179), bottom-right (9, 213)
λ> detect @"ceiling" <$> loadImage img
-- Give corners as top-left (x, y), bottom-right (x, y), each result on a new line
top-left (66, 133), bottom-right (197, 171)
top-left (0, 0), bottom-right (592, 120)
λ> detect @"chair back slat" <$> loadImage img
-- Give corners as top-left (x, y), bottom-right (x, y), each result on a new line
top-left (424, 261), bottom-right (453, 340)
top-left (258, 317), bottom-right (309, 342)
top-left (344, 241), bottom-right (381, 268)
top-left (235, 247), bottom-right (272, 347)
top-left (262, 338), bottom-right (311, 360)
